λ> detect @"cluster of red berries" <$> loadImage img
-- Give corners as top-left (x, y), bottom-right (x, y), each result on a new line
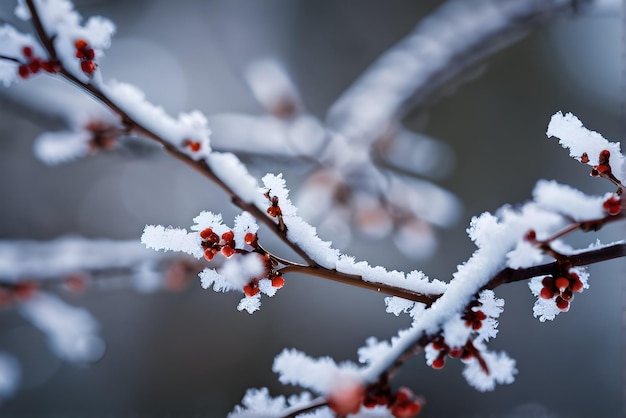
top-left (429, 335), bottom-right (475, 370)
top-left (17, 46), bottom-right (60, 79)
top-left (198, 228), bottom-right (285, 297)
top-left (243, 252), bottom-right (285, 297)
top-left (200, 228), bottom-right (239, 261)
top-left (74, 39), bottom-right (97, 75)
top-left (462, 300), bottom-right (488, 330)
top-left (539, 271), bottom-right (584, 311)
top-left (363, 386), bottom-right (423, 418)
top-left (603, 195), bottom-right (622, 216)
top-left (182, 139), bottom-right (202, 153)
top-left (0, 282), bottom-right (38, 306)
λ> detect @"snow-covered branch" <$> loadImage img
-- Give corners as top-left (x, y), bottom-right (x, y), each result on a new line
top-left (0, 0), bottom-right (623, 416)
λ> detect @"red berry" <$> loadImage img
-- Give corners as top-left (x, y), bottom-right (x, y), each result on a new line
top-left (75, 39), bottom-right (88, 50)
top-left (18, 64), bottom-right (30, 79)
top-left (80, 60), bottom-right (97, 75)
top-left (84, 48), bottom-right (95, 60)
top-left (448, 348), bottom-right (463, 358)
top-left (41, 60), bottom-right (61, 73)
top-left (603, 195), bottom-right (621, 216)
top-left (540, 287), bottom-right (555, 299)
top-left (541, 276), bottom-right (554, 288)
top-left (555, 296), bottom-right (569, 311)
top-left (391, 401), bottom-right (421, 418)
top-left (267, 205), bottom-right (281, 217)
top-left (14, 282), bottom-right (37, 301)
top-left (580, 153), bottom-right (589, 163)
top-left (243, 283), bottom-right (260, 297)
top-left (555, 277), bottom-right (569, 291)
top-left (22, 46), bottom-right (33, 58)
top-left (431, 353), bottom-right (445, 369)
top-left (599, 149), bottom-right (611, 165)
top-left (560, 289), bottom-right (573, 301)
top-left (524, 229), bottom-right (536, 241)
top-left (244, 232), bottom-right (257, 246)
top-left (271, 276), bottom-right (285, 288)
top-left (220, 246), bottom-right (236, 258)
top-left (569, 275), bottom-right (584, 293)
top-left (28, 58), bottom-right (41, 73)
top-left (222, 231), bottom-right (234, 242)
top-left (200, 228), bottom-right (214, 240)
top-left (203, 248), bottom-right (216, 262)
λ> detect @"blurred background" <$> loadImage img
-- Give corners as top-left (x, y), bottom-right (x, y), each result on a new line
top-left (0, 0), bottom-right (623, 416)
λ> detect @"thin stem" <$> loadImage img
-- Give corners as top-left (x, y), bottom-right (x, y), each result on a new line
top-left (278, 264), bottom-right (439, 305)
top-left (279, 397), bottom-right (328, 418)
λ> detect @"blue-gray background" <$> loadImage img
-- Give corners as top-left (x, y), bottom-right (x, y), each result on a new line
top-left (0, 0), bottom-right (623, 417)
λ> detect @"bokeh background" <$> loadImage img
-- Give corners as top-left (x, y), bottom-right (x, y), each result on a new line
top-left (0, 0), bottom-right (623, 416)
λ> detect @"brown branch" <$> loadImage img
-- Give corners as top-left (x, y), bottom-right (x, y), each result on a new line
top-left (279, 264), bottom-right (439, 305)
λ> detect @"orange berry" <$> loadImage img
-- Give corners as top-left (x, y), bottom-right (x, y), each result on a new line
top-left (540, 287), bottom-right (554, 299)
top-left (200, 228), bottom-right (214, 240)
top-left (80, 60), bottom-right (97, 75)
top-left (203, 248), bottom-right (216, 262)
top-left (271, 276), bottom-right (285, 288)
top-left (75, 39), bottom-right (88, 50)
top-left (267, 206), bottom-right (281, 217)
top-left (555, 277), bottom-right (569, 291)
top-left (221, 231), bottom-right (234, 242)
top-left (243, 283), bottom-right (260, 297)
top-left (569, 275), bottom-right (584, 293)
top-left (221, 246), bottom-right (236, 258)
top-left (244, 232), bottom-right (257, 245)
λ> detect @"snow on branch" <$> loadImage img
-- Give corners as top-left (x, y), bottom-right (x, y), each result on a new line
top-left (0, 237), bottom-right (162, 281)
top-left (18, 292), bottom-right (104, 363)
top-left (326, 0), bottom-right (611, 144)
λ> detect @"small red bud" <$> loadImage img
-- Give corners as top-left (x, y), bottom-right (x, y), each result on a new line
top-left (555, 296), bottom-right (569, 311)
top-left (541, 276), bottom-right (554, 288)
top-left (555, 277), bottom-right (569, 291)
top-left (569, 274), bottom-right (584, 293)
top-left (580, 153), bottom-right (589, 164)
top-left (540, 287), bottom-right (555, 299)
top-left (243, 283), bottom-right (260, 297)
top-left (221, 231), bottom-right (235, 242)
top-left (80, 60), bottom-right (97, 75)
top-left (431, 353), bottom-right (446, 370)
top-left (244, 232), bottom-right (257, 246)
top-left (220, 246), bottom-right (236, 258)
top-left (599, 149), bottom-right (611, 165)
top-left (271, 276), bottom-right (285, 288)
top-left (22, 46), bottom-right (33, 58)
top-left (18, 64), bottom-right (30, 79)
top-left (200, 228), bottom-right (214, 240)
top-left (203, 248), bottom-right (216, 262)
top-left (75, 39), bottom-right (88, 50)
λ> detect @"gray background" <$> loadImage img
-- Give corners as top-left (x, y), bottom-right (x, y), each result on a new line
top-left (0, 0), bottom-right (623, 417)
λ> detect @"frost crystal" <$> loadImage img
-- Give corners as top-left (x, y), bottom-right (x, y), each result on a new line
top-left (547, 111), bottom-right (625, 181)
top-left (273, 348), bottom-right (361, 395)
top-left (141, 225), bottom-right (202, 258)
top-left (462, 348), bottom-right (517, 392)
